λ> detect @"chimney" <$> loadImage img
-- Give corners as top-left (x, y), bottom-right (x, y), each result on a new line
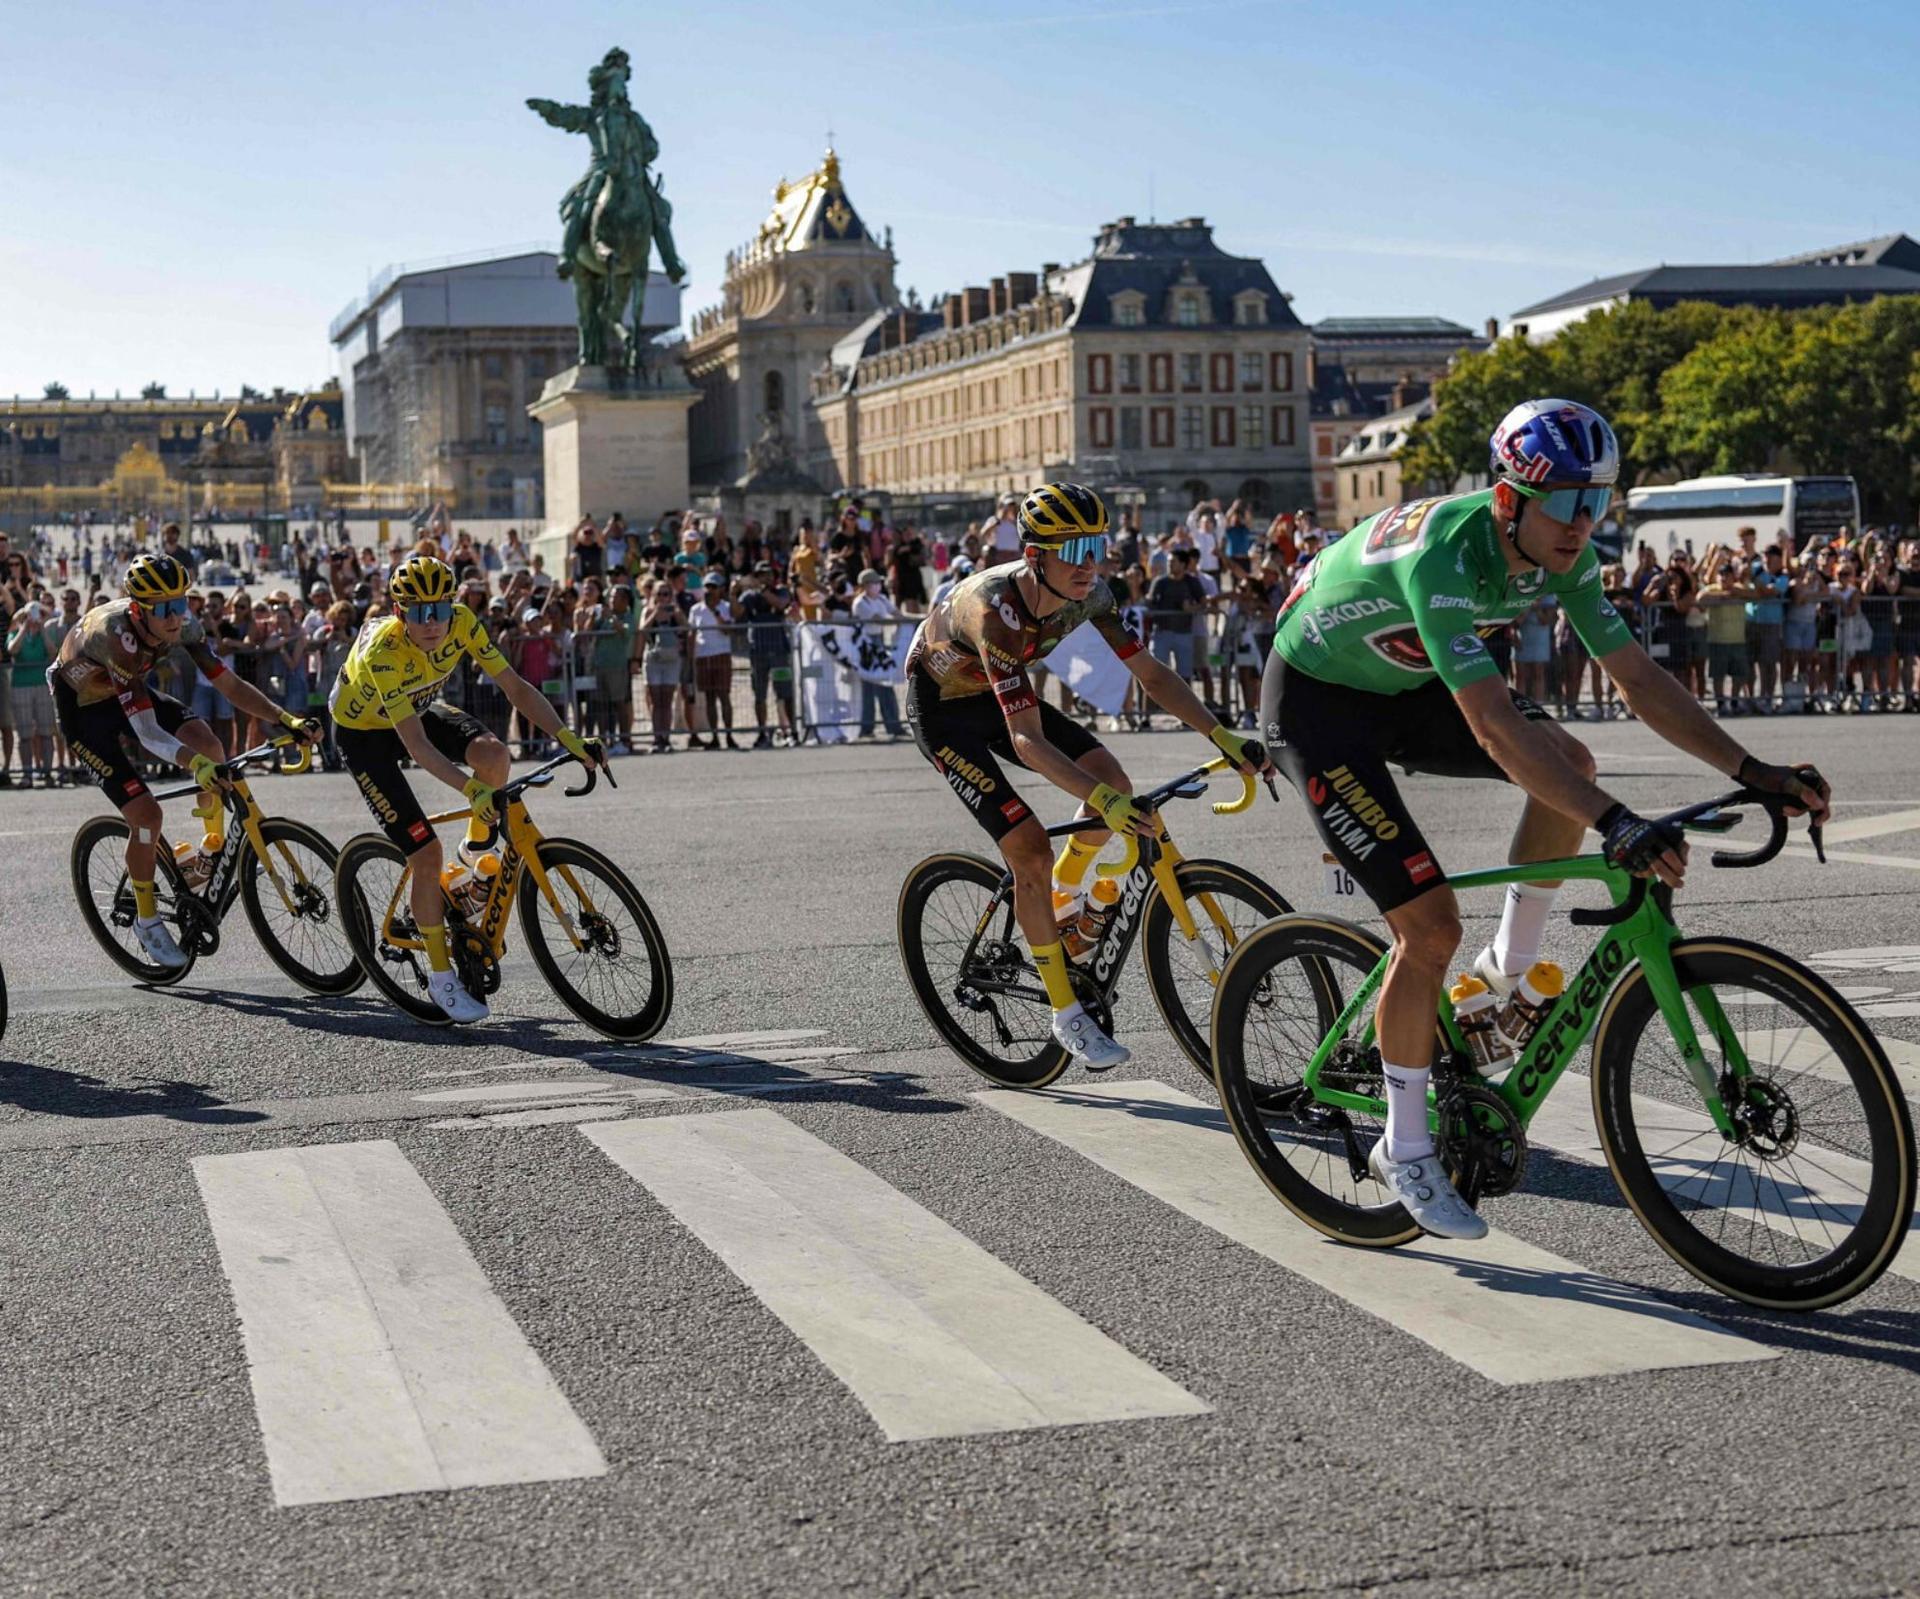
top-left (895, 309), bottom-right (913, 348)
top-left (989, 277), bottom-right (1007, 317)
top-left (962, 286), bottom-right (989, 326)
top-left (942, 295), bottom-right (961, 331)
top-left (1484, 317), bottom-right (1500, 341)
top-left (1115, 215), bottom-right (1135, 227)
top-left (1390, 375), bottom-right (1421, 412)
top-left (1006, 271), bottom-right (1038, 307)
top-left (1306, 348), bottom-right (1319, 391)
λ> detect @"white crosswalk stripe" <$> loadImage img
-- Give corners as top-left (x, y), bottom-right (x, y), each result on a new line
top-left (975, 1079), bottom-right (1776, 1385)
top-left (1524, 1078), bottom-right (1920, 1284)
top-left (582, 1108), bottom-right (1210, 1442)
top-left (193, 1140), bottom-right (607, 1507)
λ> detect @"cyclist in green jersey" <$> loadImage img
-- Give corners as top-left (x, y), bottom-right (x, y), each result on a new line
top-left (1263, 399), bottom-right (1830, 1239)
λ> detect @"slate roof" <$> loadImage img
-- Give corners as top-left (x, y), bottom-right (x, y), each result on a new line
top-left (1770, 233), bottom-right (1920, 272)
top-left (1513, 260), bottom-right (1920, 318)
top-left (1047, 218), bottom-right (1303, 331)
top-left (1312, 316), bottom-right (1478, 338)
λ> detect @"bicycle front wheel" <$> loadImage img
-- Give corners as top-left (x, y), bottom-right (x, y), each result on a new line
top-left (240, 818), bottom-right (363, 996)
top-left (70, 815), bottom-right (197, 986)
top-left (518, 838), bottom-right (673, 1041)
top-left (1140, 858), bottom-right (1291, 1079)
top-left (1212, 915), bottom-right (1445, 1246)
top-left (333, 832), bottom-right (449, 1026)
top-left (1591, 938), bottom-right (1916, 1310)
top-left (897, 852), bottom-right (1070, 1089)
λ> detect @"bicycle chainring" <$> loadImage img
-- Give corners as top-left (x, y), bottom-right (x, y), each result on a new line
top-left (175, 895), bottom-right (221, 958)
top-left (456, 930), bottom-right (501, 998)
top-left (1437, 1081), bottom-right (1529, 1201)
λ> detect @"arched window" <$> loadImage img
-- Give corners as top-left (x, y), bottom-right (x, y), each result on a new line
top-left (833, 279), bottom-right (855, 314)
top-left (1180, 478), bottom-right (1211, 505)
top-left (763, 370), bottom-right (785, 420)
top-left (1236, 477), bottom-right (1272, 516)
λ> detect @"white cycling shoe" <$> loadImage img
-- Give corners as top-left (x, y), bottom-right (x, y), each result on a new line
top-left (427, 969), bottom-right (490, 1025)
top-left (1052, 1005), bottom-right (1130, 1072)
top-left (1472, 945), bottom-right (1516, 1000)
top-left (1368, 1140), bottom-right (1489, 1241)
top-left (133, 915), bottom-right (190, 970)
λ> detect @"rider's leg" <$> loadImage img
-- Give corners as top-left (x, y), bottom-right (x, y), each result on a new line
top-left (1378, 886), bottom-right (1462, 1159)
top-left (1054, 745), bottom-right (1126, 888)
top-left (407, 834), bottom-right (452, 971)
top-left (1488, 720), bottom-right (1596, 981)
top-left (462, 734), bottom-right (510, 849)
top-left (121, 791), bottom-right (167, 919)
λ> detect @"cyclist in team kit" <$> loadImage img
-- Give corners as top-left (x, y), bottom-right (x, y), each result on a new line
top-left (1263, 398), bottom-right (1831, 1239)
top-left (48, 554), bottom-right (320, 970)
top-left (906, 482), bottom-right (1270, 1071)
top-left (331, 553), bottom-right (603, 1024)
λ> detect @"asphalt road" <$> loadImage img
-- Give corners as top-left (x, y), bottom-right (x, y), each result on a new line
top-left (3, 713), bottom-right (1919, 1597)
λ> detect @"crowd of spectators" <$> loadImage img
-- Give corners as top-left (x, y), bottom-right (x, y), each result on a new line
top-left (1, 497), bottom-right (1916, 790)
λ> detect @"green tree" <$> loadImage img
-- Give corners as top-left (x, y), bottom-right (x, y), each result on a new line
top-left (1550, 300), bottom-right (1730, 483)
top-left (1654, 311), bottom-right (1794, 478)
top-left (1398, 334), bottom-right (1556, 492)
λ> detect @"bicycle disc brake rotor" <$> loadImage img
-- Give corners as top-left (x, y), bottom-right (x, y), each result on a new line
top-left (1437, 1081), bottom-right (1529, 1201)
top-left (1725, 1074), bottom-right (1799, 1160)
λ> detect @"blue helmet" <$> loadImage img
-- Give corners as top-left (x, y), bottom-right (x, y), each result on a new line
top-left (1490, 398), bottom-right (1619, 488)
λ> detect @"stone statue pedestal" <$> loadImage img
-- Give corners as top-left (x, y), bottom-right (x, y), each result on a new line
top-left (529, 357), bottom-right (698, 564)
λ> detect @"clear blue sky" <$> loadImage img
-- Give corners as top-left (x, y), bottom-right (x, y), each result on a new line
top-left (4, 0), bottom-right (1914, 399)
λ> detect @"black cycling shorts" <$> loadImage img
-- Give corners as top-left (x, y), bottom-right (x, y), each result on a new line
top-left (336, 701), bottom-right (491, 852)
top-left (1260, 651), bottom-right (1551, 914)
top-left (906, 665), bottom-right (1102, 842)
top-left (52, 677), bottom-right (198, 805)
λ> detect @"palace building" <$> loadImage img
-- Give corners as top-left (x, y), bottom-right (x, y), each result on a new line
top-left (807, 216), bottom-right (1312, 518)
top-left (684, 149), bottom-right (898, 491)
top-left (0, 386), bottom-right (348, 523)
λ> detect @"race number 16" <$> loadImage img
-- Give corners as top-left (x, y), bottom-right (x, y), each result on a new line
top-left (1322, 853), bottom-right (1358, 899)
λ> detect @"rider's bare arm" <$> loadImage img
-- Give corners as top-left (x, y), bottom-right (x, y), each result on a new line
top-left (1601, 644), bottom-right (1749, 780)
top-left (495, 664), bottom-right (569, 742)
top-left (1454, 677), bottom-right (1613, 826)
top-left (394, 713), bottom-right (472, 794)
top-left (211, 667), bottom-right (292, 731)
top-left (1003, 700), bottom-right (1105, 807)
top-left (1124, 649), bottom-right (1217, 737)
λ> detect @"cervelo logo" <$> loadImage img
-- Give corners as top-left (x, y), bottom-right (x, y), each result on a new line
top-left (1513, 938), bottom-right (1628, 1097)
top-left (1297, 595), bottom-right (1395, 647)
top-left (1093, 864), bottom-right (1153, 983)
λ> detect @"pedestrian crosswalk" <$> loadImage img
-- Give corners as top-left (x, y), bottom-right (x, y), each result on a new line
top-left (190, 1075), bottom-right (1795, 1509)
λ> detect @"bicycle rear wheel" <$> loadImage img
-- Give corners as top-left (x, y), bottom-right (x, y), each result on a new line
top-left (69, 815), bottom-right (197, 986)
top-left (1211, 915), bottom-right (1444, 1245)
top-left (1140, 858), bottom-right (1291, 1079)
top-left (240, 818), bottom-right (363, 996)
top-left (518, 837), bottom-right (673, 1042)
top-left (332, 833), bottom-right (448, 1026)
top-left (1591, 938), bottom-right (1916, 1310)
top-left (897, 852), bottom-right (1071, 1088)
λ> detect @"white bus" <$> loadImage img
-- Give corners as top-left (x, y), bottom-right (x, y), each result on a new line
top-left (1620, 475), bottom-right (1860, 561)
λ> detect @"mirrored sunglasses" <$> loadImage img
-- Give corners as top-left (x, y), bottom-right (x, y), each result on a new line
top-left (404, 599), bottom-right (454, 625)
top-left (147, 597), bottom-right (190, 619)
top-left (1052, 534), bottom-right (1108, 565)
top-left (1515, 483), bottom-right (1613, 524)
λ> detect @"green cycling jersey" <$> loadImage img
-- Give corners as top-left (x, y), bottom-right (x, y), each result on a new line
top-left (1271, 488), bottom-right (1633, 695)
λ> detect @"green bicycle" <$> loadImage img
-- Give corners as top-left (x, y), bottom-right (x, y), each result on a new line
top-left (1209, 790), bottom-right (1916, 1310)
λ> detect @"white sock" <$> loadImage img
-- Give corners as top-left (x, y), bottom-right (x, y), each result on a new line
top-left (1383, 1061), bottom-right (1432, 1162)
top-left (1490, 882), bottom-right (1557, 978)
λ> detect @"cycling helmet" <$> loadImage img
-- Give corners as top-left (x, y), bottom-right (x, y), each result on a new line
top-left (1489, 398), bottom-right (1619, 487)
top-left (1017, 482), bottom-right (1109, 546)
top-left (124, 553), bottom-right (190, 605)
top-left (389, 553), bottom-right (457, 606)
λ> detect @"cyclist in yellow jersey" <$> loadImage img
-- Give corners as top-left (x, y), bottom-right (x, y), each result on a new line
top-left (332, 554), bottom-right (603, 1023)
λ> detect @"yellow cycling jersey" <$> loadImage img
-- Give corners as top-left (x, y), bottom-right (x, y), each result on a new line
top-left (328, 605), bottom-right (509, 732)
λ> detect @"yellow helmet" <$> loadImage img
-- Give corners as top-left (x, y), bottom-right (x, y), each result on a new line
top-left (389, 553), bottom-right (456, 607)
top-left (1017, 482), bottom-right (1109, 548)
top-left (124, 553), bottom-right (190, 605)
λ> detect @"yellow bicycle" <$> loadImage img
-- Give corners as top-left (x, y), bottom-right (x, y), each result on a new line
top-left (332, 752), bottom-right (672, 1038)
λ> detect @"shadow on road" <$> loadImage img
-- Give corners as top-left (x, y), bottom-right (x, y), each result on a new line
top-left (0, 1059), bottom-right (267, 1126)
top-left (584, 1045), bottom-right (967, 1114)
top-left (140, 983), bottom-right (595, 1053)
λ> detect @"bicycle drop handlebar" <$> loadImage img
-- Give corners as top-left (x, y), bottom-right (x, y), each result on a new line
top-left (1040, 742), bottom-right (1276, 880)
top-left (1568, 787), bottom-right (1826, 927)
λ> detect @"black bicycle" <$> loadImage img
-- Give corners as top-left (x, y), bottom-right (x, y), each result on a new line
top-left (70, 733), bottom-right (361, 994)
top-left (898, 752), bottom-right (1290, 1088)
